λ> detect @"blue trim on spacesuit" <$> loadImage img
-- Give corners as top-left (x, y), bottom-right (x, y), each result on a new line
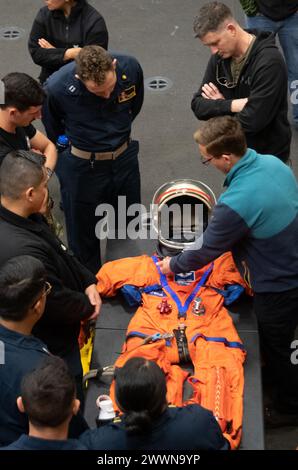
top-left (152, 256), bottom-right (213, 318)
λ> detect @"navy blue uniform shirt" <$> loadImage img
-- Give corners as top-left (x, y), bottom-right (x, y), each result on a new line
top-left (44, 53), bottom-right (144, 151)
top-left (79, 405), bottom-right (230, 450)
top-left (0, 434), bottom-right (87, 450)
top-left (0, 324), bottom-right (50, 446)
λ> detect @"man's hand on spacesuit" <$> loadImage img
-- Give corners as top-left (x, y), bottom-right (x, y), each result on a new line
top-left (156, 256), bottom-right (173, 275)
top-left (85, 284), bottom-right (102, 320)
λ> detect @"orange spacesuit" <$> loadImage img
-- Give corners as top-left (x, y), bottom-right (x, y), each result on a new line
top-left (96, 252), bottom-right (247, 449)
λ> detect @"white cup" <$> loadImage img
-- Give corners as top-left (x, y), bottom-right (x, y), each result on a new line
top-left (96, 394), bottom-right (116, 421)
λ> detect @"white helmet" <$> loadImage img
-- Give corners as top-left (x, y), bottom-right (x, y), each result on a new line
top-left (151, 179), bottom-right (216, 256)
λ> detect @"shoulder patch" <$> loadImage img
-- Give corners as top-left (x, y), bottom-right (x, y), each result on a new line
top-left (118, 85), bottom-right (136, 103)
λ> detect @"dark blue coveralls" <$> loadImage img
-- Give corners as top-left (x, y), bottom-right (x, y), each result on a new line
top-left (44, 53), bottom-right (144, 273)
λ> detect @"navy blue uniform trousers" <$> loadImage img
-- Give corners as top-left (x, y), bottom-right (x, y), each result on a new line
top-left (56, 140), bottom-right (141, 273)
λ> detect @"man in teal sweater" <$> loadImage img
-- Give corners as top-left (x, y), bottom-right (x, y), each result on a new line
top-left (158, 116), bottom-right (298, 427)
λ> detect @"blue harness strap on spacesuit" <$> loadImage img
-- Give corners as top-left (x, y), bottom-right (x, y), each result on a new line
top-left (126, 331), bottom-right (173, 346)
top-left (152, 255), bottom-right (214, 318)
top-left (190, 332), bottom-right (245, 350)
top-left (120, 283), bottom-right (163, 307)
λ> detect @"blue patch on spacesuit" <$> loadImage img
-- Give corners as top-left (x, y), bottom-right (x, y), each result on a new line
top-left (147, 290), bottom-right (167, 298)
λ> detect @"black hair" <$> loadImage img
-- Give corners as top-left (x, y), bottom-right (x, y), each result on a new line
top-left (115, 357), bottom-right (167, 435)
top-left (0, 150), bottom-right (46, 200)
top-left (0, 255), bottom-right (46, 321)
top-left (21, 356), bottom-right (76, 428)
top-left (0, 72), bottom-right (45, 111)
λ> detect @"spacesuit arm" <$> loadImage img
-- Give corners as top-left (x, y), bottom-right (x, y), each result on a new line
top-left (96, 255), bottom-right (156, 297)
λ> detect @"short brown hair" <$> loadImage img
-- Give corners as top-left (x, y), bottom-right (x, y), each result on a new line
top-left (193, 2), bottom-right (233, 38)
top-left (194, 116), bottom-right (247, 157)
top-left (75, 45), bottom-right (113, 85)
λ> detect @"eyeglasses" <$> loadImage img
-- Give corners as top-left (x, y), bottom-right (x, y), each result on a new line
top-left (31, 281), bottom-right (52, 308)
top-left (201, 156), bottom-right (214, 166)
top-left (201, 153), bottom-right (231, 166)
top-left (216, 63), bottom-right (238, 89)
top-left (43, 281), bottom-right (52, 297)
top-left (47, 195), bottom-right (54, 210)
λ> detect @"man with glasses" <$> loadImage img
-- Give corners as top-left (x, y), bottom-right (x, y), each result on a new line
top-left (0, 256), bottom-right (89, 446)
top-left (191, 2), bottom-right (291, 162)
top-left (0, 149), bottom-right (101, 407)
top-left (0, 255), bottom-right (52, 446)
top-left (158, 115), bottom-right (298, 428)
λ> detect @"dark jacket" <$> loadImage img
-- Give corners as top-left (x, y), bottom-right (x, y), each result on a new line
top-left (257, 1), bottom-right (298, 21)
top-left (0, 205), bottom-right (96, 363)
top-left (44, 53), bottom-right (144, 150)
top-left (79, 405), bottom-right (229, 450)
top-left (28, 0), bottom-right (108, 83)
top-left (170, 149), bottom-right (298, 293)
top-left (0, 434), bottom-right (87, 450)
top-left (191, 31), bottom-right (291, 162)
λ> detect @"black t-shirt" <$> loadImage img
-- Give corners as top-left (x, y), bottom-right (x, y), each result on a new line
top-left (257, 1), bottom-right (298, 21)
top-left (0, 124), bottom-right (36, 164)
